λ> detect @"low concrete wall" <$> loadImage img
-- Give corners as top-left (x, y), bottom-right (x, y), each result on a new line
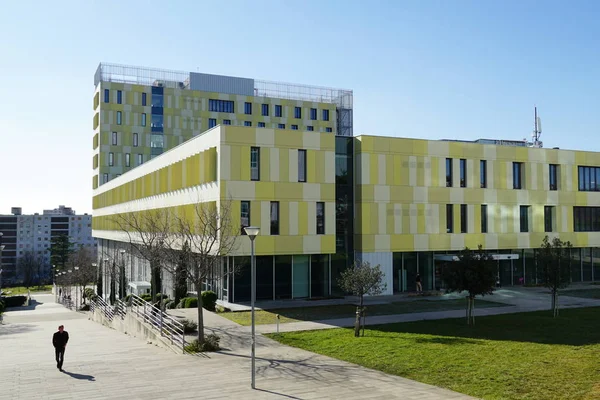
top-left (89, 308), bottom-right (182, 353)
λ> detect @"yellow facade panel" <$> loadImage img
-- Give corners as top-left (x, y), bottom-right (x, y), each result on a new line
top-left (297, 202), bottom-right (308, 235)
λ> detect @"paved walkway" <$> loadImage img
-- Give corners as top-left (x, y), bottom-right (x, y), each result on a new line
top-left (0, 294), bottom-right (474, 400)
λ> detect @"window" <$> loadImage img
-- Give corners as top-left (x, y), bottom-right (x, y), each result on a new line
top-left (310, 108), bottom-right (317, 120)
top-left (223, 119), bottom-right (231, 125)
top-left (142, 93), bottom-right (147, 106)
top-left (125, 153), bottom-right (130, 167)
top-left (481, 205), bottom-right (488, 233)
top-left (275, 105), bottom-right (282, 117)
top-left (577, 166), bottom-right (600, 191)
top-left (208, 99), bottom-right (234, 113)
top-left (261, 104), bottom-right (269, 116)
top-left (291, 125), bottom-right (298, 130)
top-left (112, 132), bottom-right (118, 145)
top-left (460, 204), bottom-right (467, 233)
top-left (316, 202), bottom-right (325, 234)
top-left (151, 114), bottom-right (163, 130)
top-left (133, 133), bottom-right (138, 147)
top-left (549, 164), bottom-right (558, 190)
top-left (244, 102), bottom-right (252, 115)
top-left (322, 109), bottom-right (329, 121)
top-left (573, 206), bottom-right (600, 232)
top-left (446, 158), bottom-right (453, 187)
top-left (258, 122), bottom-right (266, 128)
top-left (307, 126), bottom-right (314, 131)
top-left (294, 107), bottom-right (301, 119)
top-left (446, 204), bottom-right (454, 233)
top-left (520, 205), bottom-right (529, 232)
top-left (460, 159), bottom-right (466, 187)
top-left (480, 160), bottom-right (487, 188)
top-left (103, 89), bottom-right (109, 103)
top-left (108, 152), bottom-right (114, 166)
top-left (103, 173), bottom-right (109, 183)
top-left (278, 123), bottom-right (285, 129)
top-left (250, 147), bottom-right (260, 181)
top-left (298, 149), bottom-right (307, 182)
top-left (116, 111), bottom-right (122, 125)
top-left (240, 201), bottom-right (250, 234)
top-left (117, 90), bottom-right (122, 104)
top-left (270, 201), bottom-right (280, 235)
top-left (208, 118), bottom-right (217, 128)
top-left (141, 113), bottom-right (147, 126)
top-left (326, 127), bottom-right (333, 133)
top-left (137, 154), bottom-right (143, 165)
top-left (513, 162), bottom-right (523, 189)
top-left (244, 121), bottom-right (252, 127)
top-left (544, 206), bottom-right (554, 232)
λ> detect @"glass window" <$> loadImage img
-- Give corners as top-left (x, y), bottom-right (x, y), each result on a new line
top-left (316, 202), bottom-right (325, 234)
top-left (291, 125), bottom-right (298, 130)
top-left (151, 114), bottom-right (163, 129)
top-left (258, 122), bottom-right (266, 128)
top-left (137, 154), bottom-right (143, 165)
top-left (460, 204), bottom-right (467, 233)
top-left (116, 111), bottom-right (122, 125)
top-left (251, 147), bottom-right (260, 181)
top-left (275, 255), bottom-right (292, 299)
top-left (513, 162), bottom-right (523, 189)
top-left (584, 167), bottom-right (591, 191)
top-left (294, 107), bottom-right (301, 119)
top-left (278, 123), bottom-right (285, 129)
top-left (460, 159), bottom-right (466, 187)
top-left (103, 89), bottom-right (109, 103)
top-left (573, 206), bottom-right (600, 232)
top-left (223, 119), bottom-right (231, 125)
top-left (108, 152), bottom-right (114, 166)
top-left (244, 102), bottom-right (252, 115)
top-left (209, 99), bottom-right (234, 113)
top-left (244, 121), bottom-right (252, 127)
top-left (112, 131), bottom-right (118, 145)
top-left (298, 149), bottom-right (307, 182)
top-left (240, 201), bottom-right (250, 234)
top-left (579, 167), bottom-right (585, 191)
top-left (208, 118), bottom-right (217, 128)
top-left (133, 133), bottom-right (138, 147)
top-left (326, 127), bottom-right (333, 133)
top-left (103, 173), bottom-right (109, 183)
top-left (322, 109), bottom-right (329, 121)
top-left (117, 90), bottom-right (122, 104)
top-left (275, 105), bottom-right (282, 117)
top-left (520, 205), bottom-right (529, 232)
top-left (125, 153), bottom-right (130, 167)
top-left (310, 108), bottom-right (317, 120)
top-left (549, 164), bottom-right (558, 190)
top-left (446, 204), bottom-right (453, 233)
top-left (307, 126), bottom-right (314, 131)
top-left (141, 113), bottom-right (147, 126)
top-left (480, 160), bottom-right (487, 188)
top-left (141, 93), bottom-right (147, 106)
top-left (151, 93), bottom-right (163, 108)
top-left (446, 158), bottom-right (453, 187)
top-left (270, 201), bottom-right (280, 235)
top-left (481, 204), bottom-right (488, 233)
top-left (261, 104), bottom-right (269, 116)
top-left (544, 206), bottom-right (553, 232)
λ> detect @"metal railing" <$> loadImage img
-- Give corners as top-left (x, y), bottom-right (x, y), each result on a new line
top-left (91, 295), bottom-right (115, 321)
top-left (128, 294), bottom-right (186, 354)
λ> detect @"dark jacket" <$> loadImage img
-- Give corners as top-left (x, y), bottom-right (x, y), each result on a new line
top-left (52, 331), bottom-right (69, 348)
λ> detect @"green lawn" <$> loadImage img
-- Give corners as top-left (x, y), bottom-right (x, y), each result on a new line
top-left (267, 307), bottom-right (600, 400)
top-left (220, 298), bottom-right (510, 326)
top-left (1, 285), bottom-right (52, 295)
top-left (561, 288), bottom-right (600, 299)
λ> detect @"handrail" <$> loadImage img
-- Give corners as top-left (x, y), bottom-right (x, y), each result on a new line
top-left (92, 295), bottom-right (115, 321)
top-left (128, 294), bottom-right (186, 354)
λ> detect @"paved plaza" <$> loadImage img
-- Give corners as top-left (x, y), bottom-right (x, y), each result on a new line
top-left (0, 294), bottom-right (474, 400)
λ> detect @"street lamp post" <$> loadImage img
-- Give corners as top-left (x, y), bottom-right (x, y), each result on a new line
top-left (119, 249), bottom-right (126, 299)
top-left (74, 266), bottom-right (80, 310)
top-left (0, 231), bottom-right (4, 295)
top-left (103, 258), bottom-right (109, 301)
top-left (243, 226), bottom-right (260, 389)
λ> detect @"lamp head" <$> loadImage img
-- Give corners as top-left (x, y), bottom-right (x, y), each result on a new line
top-left (244, 226), bottom-right (260, 240)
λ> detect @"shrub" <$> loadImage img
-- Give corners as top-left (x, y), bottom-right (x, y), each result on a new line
top-left (183, 297), bottom-right (198, 309)
top-left (184, 334), bottom-right (220, 353)
top-left (2, 296), bottom-right (27, 308)
top-left (181, 318), bottom-right (198, 334)
top-left (140, 294), bottom-right (152, 302)
top-left (176, 298), bottom-right (185, 309)
top-left (155, 293), bottom-right (169, 301)
top-left (79, 304), bottom-right (90, 312)
top-left (84, 288), bottom-right (98, 302)
top-left (166, 300), bottom-right (177, 310)
top-left (201, 291), bottom-right (218, 312)
top-left (0, 300), bottom-right (5, 314)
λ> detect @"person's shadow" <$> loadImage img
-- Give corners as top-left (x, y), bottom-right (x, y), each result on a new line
top-left (62, 370), bottom-right (95, 381)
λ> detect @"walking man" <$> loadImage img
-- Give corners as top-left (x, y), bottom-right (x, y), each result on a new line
top-left (52, 325), bottom-right (69, 371)
top-left (415, 273), bottom-right (422, 294)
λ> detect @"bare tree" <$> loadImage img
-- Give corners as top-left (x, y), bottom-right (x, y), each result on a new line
top-left (71, 246), bottom-right (96, 305)
top-left (113, 209), bottom-right (173, 301)
top-left (538, 236), bottom-right (572, 317)
top-left (17, 251), bottom-right (39, 288)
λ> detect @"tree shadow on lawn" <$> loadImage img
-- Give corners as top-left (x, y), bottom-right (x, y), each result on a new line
top-left (369, 306), bottom-right (600, 347)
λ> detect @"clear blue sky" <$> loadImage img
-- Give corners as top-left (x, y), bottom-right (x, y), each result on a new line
top-left (1, 0), bottom-right (599, 215)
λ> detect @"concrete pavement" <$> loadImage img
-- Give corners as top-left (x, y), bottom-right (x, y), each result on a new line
top-left (0, 294), bottom-right (475, 400)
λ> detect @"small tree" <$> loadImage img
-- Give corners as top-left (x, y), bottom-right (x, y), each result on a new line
top-left (48, 234), bottom-right (76, 270)
top-left (442, 245), bottom-right (496, 325)
top-left (338, 260), bottom-right (386, 337)
top-left (17, 251), bottom-right (39, 288)
top-left (96, 260), bottom-right (103, 297)
top-left (538, 236), bottom-right (572, 317)
top-left (174, 241), bottom-right (191, 304)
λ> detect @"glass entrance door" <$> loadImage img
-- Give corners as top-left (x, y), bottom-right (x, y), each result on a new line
top-left (292, 255), bottom-right (310, 298)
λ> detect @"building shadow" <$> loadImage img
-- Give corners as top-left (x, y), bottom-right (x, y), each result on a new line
top-left (0, 323), bottom-right (36, 336)
top-left (62, 370), bottom-right (95, 381)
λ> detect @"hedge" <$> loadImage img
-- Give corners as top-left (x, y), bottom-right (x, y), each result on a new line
top-left (2, 296), bottom-right (27, 308)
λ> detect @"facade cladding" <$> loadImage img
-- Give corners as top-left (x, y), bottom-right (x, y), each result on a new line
top-left (92, 64), bottom-right (600, 303)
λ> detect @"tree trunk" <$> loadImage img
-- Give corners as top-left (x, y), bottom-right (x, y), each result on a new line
top-left (471, 297), bottom-right (475, 326)
top-left (553, 291), bottom-right (559, 318)
top-left (197, 288), bottom-right (205, 343)
top-left (466, 297), bottom-right (470, 324)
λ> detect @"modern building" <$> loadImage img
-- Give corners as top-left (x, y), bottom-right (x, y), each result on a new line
top-left (0, 206), bottom-right (96, 284)
top-left (92, 63), bottom-right (600, 304)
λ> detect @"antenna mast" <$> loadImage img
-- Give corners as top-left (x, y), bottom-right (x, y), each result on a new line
top-left (532, 106), bottom-right (543, 148)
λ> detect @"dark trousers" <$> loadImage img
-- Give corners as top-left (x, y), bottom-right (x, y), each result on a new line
top-left (55, 347), bottom-right (65, 369)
